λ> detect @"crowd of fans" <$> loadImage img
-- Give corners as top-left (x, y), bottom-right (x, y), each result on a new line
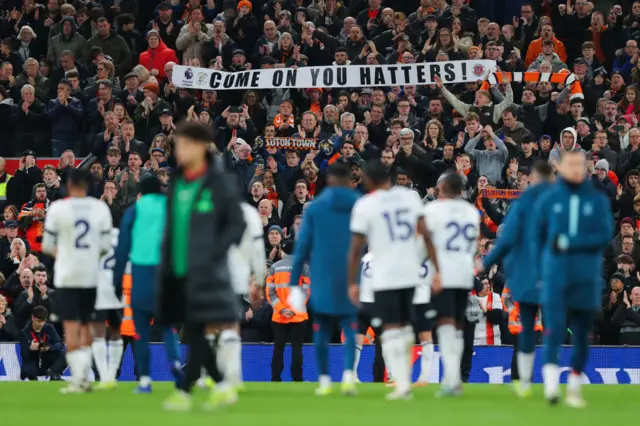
top-left (0, 0), bottom-right (639, 366)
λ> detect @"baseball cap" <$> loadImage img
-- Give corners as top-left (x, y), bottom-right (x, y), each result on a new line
top-left (159, 108), bottom-right (172, 116)
top-left (4, 220), bottom-right (18, 228)
top-left (158, 2), bottom-right (172, 10)
top-left (232, 48), bottom-right (245, 56)
top-left (151, 148), bottom-right (165, 155)
top-left (425, 13), bottom-right (437, 21)
top-left (361, 88), bottom-right (373, 96)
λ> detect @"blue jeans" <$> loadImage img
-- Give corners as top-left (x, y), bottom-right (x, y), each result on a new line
top-left (52, 138), bottom-right (77, 157)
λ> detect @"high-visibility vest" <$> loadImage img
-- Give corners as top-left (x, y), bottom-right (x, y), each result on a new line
top-left (0, 174), bottom-right (12, 200)
top-left (502, 287), bottom-right (543, 335)
top-left (120, 273), bottom-right (136, 337)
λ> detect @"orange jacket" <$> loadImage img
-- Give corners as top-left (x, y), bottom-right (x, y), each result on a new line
top-left (524, 37), bottom-right (568, 68)
top-left (18, 200), bottom-right (48, 252)
top-left (266, 256), bottom-right (310, 323)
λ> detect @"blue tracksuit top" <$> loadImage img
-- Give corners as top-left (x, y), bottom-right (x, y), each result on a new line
top-left (482, 182), bottom-right (551, 304)
top-left (113, 194), bottom-right (167, 312)
top-left (531, 178), bottom-right (613, 311)
top-left (289, 186), bottom-right (361, 316)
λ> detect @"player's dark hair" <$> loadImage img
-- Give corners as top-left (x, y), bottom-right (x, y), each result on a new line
top-left (439, 172), bottom-right (464, 197)
top-left (139, 175), bottom-right (162, 195)
top-left (532, 160), bottom-right (553, 180)
top-left (174, 121), bottom-right (214, 144)
top-left (68, 168), bottom-right (92, 189)
top-left (31, 305), bottom-right (48, 320)
top-left (327, 163), bottom-right (351, 180)
top-left (364, 159), bottom-right (391, 187)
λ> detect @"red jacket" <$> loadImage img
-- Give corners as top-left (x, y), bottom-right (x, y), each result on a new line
top-left (138, 40), bottom-right (179, 80)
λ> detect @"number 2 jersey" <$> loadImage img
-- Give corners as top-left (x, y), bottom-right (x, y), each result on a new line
top-left (42, 197), bottom-right (113, 289)
top-left (350, 187), bottom-right (424, 292)
top-left (423, 198), bottom-right (480, 290)
top-left (96, 228), bottom-right (124, 310)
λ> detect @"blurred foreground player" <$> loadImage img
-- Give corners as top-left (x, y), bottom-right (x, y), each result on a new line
top-left (42, 169), bottom-right (113, 393)
top-left (347, 160), bottom-right (441, 400)
top-left (288, 163), bottom-right (361, 396)
top-left (426, 173), bottom-right (479, 397)
top-left (532, 151), bottom-right (613, 407)
top-left (478, 161), bottom-right (554, 398)
top-left (157, 122), bottom-right (246, 411)
top-left (113, 176), bottom-right (182, 394)
top-left (92, 228), bottom-right (125, 390)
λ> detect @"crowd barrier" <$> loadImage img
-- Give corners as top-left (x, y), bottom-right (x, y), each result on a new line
top-left (1, 343), bottom-right (638, 383)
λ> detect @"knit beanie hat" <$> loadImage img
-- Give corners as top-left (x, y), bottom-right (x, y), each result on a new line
top-left (146, 29), bottom-right (160, 40)
top-left (237, 0), bottom-right (252, 11)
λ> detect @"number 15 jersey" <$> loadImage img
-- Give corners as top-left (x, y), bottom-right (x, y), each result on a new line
top-left (42, 197), bottom-right (113, 289)
top-left (423, 199), bottom-right (480, 290)
top-left (350, 187), bottom-right (424, 292)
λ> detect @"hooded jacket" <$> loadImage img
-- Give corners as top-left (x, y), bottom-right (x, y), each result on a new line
top-left (527, 52), bottom-right (567, 73)
top-left (138, 39), bottom-right (179, 80)
top-left (289, 186), bottom-right (361, 316)
top-left (47, 17), bottom-right (89, 67)
top-left (548, 127), bottom-right (584, 166)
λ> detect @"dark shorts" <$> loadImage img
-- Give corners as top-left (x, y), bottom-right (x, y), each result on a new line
top-left (54, 288), bottom-right (98, 324)
top-left (95, 309), bottom-right (123, 329)
top-left (432, 288), bottom-right (469, 324)
top-left (412, 303), bottom-right (435, 332)
top-left (357, 302), bottom-right (377, 334)
top-left (373, 288), bottom-right (415, 326)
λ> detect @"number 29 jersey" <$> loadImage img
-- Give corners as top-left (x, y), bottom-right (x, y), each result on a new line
top-left (350, 187), bottom-right (424, 292)
top-left (423, 199), bottom-right (480, 290)
top-left (42, 197), bottom-right (113, 289)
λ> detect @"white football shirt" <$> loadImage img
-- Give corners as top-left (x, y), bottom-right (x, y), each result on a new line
top-left (350, 187), bottom-right (423, 291)
top-left (413, 240), bottom-right (432, 304)
top-left (423, 199), bottom-right (480, 290)
top-left (42, 197), bottom-right (113, 289)
top-left (228, 203), bottom-right (266, 294)
top-left (359, 252), bottom-right (375, 303)
top-left (95, 228), bottom-right (125, 310)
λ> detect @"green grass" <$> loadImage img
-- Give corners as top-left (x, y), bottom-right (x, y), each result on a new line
top-left (2, 382), bottom-right (638, 425)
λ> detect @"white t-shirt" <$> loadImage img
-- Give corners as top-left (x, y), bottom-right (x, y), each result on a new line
top-left (95, 228), bottom-right (124, 310)
top-left (350, 187), bottom-right (424, 291)
top-left (42, 197), bottom-right (113, 289)
top-left (228, 203), bottom-right (266, 294)
top-left (423, 198), bottom-right (480, 290)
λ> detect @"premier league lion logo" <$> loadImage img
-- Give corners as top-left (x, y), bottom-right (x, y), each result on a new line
top-left (184, 68), bottom-right (194, 80)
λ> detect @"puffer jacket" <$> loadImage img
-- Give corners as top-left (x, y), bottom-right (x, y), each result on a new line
top-left (138, 40), bottom-right (179, 80)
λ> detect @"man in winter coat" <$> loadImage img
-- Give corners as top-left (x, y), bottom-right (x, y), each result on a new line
top-left (138, 30), bottom-right (179, 81)
top-left (20, 306), bottom-right (65, 380)
top-left (288, 163), bottom-right (361, 395)
top-left (532, 150), bottom-right (613, 407)
top-left (18, 183), bottom-right (49, 253)
top-left (548, 127), bottom-right (585, 168)
top-left (47, 17), bottom-right (89, 67)
top-left (87, 17), bottom-right (132, 78)
top-left (157, 122), bottom-right (245, 410)
top-left (591, 159), bottom-right (616, 203)
top-left (480, 161), bottom-right (554, 397)
top-left (47, 79), bottom-right (84, 156)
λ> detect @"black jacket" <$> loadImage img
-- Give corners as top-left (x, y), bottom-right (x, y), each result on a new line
top-left (20, 321), bottom-right (63, 361)
top-left (0, 309), bottom-right (19, 342)
top-left (239, 294), bottom-right (273, 342)
top-left (157, 155), bottom-right (246, 324)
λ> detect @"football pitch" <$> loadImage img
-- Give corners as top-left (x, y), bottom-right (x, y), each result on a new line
top-left (2, 382), bottom-right (637, 425)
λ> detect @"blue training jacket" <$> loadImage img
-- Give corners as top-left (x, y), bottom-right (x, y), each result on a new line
top-left (289, 186), bottom-right (361, 316)
top-left (482, 182), bottom-right (551, 304)
top-left (531, 178), bottom-right (613, 310)
top-left (113, 194), bottom-right (167, 312)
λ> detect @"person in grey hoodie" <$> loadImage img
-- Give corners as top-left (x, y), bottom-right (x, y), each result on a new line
top-left (464, 125), bottom-right (509, 184)
top-left (548, 127), bottom-right (585, 168)
top-left (47, 17), bottom-right (89, 68)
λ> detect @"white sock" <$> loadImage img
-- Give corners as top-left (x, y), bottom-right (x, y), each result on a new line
top-left (354, 343), bottom-right (363, 374)
top-left (418, 341), bottom-right (434, 382)
top-left (91, 338), bottom-right (108, 383)
top-left (437, 325), bottom-right (460, 388)
top-left (517, 352), bottom-right (534, 386)
top-left (382, 329), bottom-right (410, 393)
top-left (542, 364), bottom-right (560, 398)
top-left (107, 339), bottom-right (124, 382)
top-left (218, 329), bottom-right (242, 387)
top-left (80, 346), bottom-right (93, 382)
top-left (66, 349), bottom-right (85, 386)
top-left (342, 369), bottom-right (355, 384)
top-left (140, 375), bottom-right (152, 387)
top-left (319, 374), bottom-right (331, 388)
top-left (567, 371), bottom-right (581, 395)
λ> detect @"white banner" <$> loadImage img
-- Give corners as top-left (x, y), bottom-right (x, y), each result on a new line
top-left (172, 60), bottom-right (496, 91)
